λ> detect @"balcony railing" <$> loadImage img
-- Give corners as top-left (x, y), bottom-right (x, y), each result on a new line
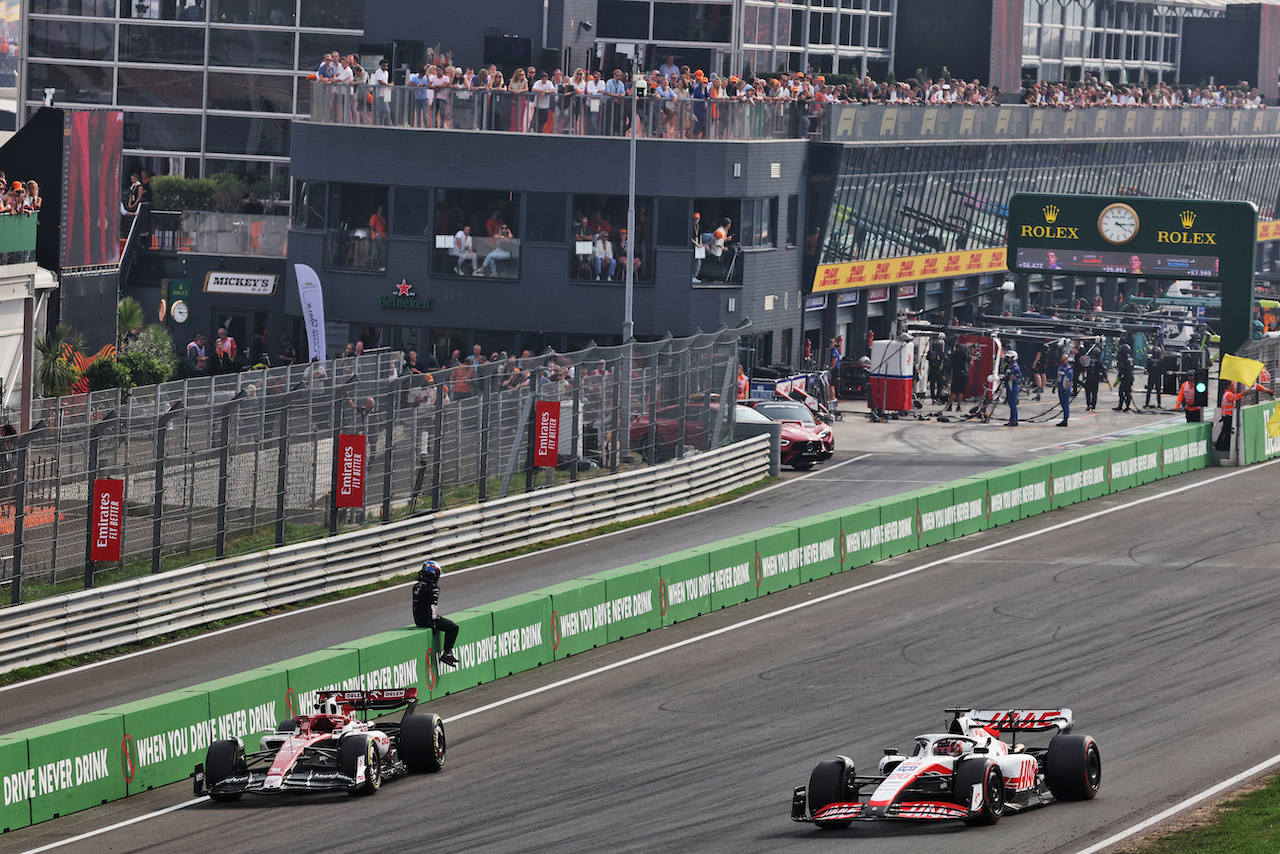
top-left (308, 81), bottom-right (805, 141)
top-left (144, 210), bottom-right (289, 257)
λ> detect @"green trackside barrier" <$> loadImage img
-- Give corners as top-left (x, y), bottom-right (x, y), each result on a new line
top-left (1076, 445), bottom-right (1111, 501)
top-left (182, 668), bottom-right (290, 757)
top-left (874, 492), bottom-right (919, 558)
top-left (1016, 460), bottom-right (1054, 519)
top-left (586, 563), bottom-right (662, 642)
top-left (0, 735), bottom-right (31, 831)
top-left (328, 631), bottom-right (427, 699)
top-left (753, 526), bottom-right (801, 595)
top-left (487, 593), bottom-right (554, 677)
top-left (107, 690), bottom-right (211, 797)
top-left (1046, 452), bottom-right (1081, 508)
top-left (1240, 401), bottom-right (1280, 465)
top-left (984, 466), bottom-right (1024, 528)
top-left (914, 485), bottom-right (955, 548)
top-left (658, 548), bottom-right (713, 625)
top-left (1103, 439), bottom-right (1138, 493)
top-left (22, 713), bottom-right (125, 823)
top-left (538, 578), bottom-right (609, 660)
top-left (1182, 423), bottom-right (1212, 471)
top-left (271, 649), bottom-right (362, 718)
top-left (1132, 434), bottom-right (1165, 484)
top-left (428, 610), bottom-right (497, 694)
top-left (841, 503), bottom-right (882, 569)
top-left (1161, 425), bottom-right (1192, 477)
top-left (703, 534), bottom-right (760, 610)
top-left (951, 477), bottom-right (989, 538)
top-left (794, 513), bottom-right (844, 582)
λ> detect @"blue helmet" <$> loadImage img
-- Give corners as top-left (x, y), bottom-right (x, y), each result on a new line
top-left (419, 560), bottom-right (442, 583)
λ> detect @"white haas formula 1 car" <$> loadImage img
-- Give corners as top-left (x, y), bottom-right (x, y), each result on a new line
top-left (193, 689), bottom-right (444, 801)
top-left (792, 707), bottom-right (1100, 829)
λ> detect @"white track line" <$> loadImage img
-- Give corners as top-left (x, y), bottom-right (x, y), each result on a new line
top-left (17, 458), bottom-right (1274, 853)
top-left (0, 454), bottom-right (871, 695)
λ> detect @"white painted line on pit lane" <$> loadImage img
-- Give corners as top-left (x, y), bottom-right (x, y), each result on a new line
top-left (16, 458), bottom-right (1276, 853)
top-left (16, 798), bottom-right (206, 854)
top-left (0, 454), bottom-right (871, 696)
top-left (1026, 417), bottom-right (1181, 452)
top-left (1070, 752), bottom-right (1280, 854)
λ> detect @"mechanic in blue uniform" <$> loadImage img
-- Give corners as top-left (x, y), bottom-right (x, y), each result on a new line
top-left (1056, 352), bottom-right (1073, 427)
top-left (1001, 348), bottom-right (1021, 427)
top-left (413, 560), bottom-right (459, 667)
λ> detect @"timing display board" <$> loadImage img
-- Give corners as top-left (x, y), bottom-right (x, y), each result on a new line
top-left (1007, 194), bottom-right (1257, 354)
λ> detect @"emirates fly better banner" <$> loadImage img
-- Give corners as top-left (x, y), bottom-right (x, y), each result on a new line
top-left (90, 478), bottom-right (124, 561)
top-left (335, 434), bottom-right (366, 508)
top-left (534, 401), bottom-right (560, 467)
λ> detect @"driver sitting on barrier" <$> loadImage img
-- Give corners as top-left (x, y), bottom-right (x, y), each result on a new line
top-left (413, 560), bottom-right (460, 667)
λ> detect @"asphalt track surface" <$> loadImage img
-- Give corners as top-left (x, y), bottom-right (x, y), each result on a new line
top-left (6, 458), bottom-right (1280, 854)
top-left (0, 447), bottom-right (1020, 733)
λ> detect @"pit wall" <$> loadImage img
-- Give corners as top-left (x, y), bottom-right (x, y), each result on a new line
top-left (0, 423), bottom-right (1211, 830)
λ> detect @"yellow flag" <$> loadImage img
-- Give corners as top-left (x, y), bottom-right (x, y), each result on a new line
top-left (1220, 353), bottom-right (1265, 387)
top-left (1268, 405), bottom-right (1280, 439)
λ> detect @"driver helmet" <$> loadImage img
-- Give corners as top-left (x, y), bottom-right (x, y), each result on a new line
top-left (419, 560), bottom-right (442, 583)
top-left (933, 738), bottom-right (966, 757)
top-left (859, 356), bottom-right (871, 367)
top-left (319, 697), bottom-right (342, 716)
top-left (1005, 349), bottom-right (1017, 362)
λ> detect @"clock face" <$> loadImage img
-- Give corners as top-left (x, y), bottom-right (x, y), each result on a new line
top-left (171, 299), bottom-right (188, 324)
top-left (1098, 203), bottom-right (1140, 245)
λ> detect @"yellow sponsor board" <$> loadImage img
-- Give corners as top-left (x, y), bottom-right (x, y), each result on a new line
top-left (1258, 220), bottom-right (1280, 242)
top-left (812, 247), bottom-right (1007, 294)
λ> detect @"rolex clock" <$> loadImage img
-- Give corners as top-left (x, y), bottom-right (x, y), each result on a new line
top-left (171, 299), bottom-right (189, 324)
top-left (1097, 202), bottom-right (1139, 245)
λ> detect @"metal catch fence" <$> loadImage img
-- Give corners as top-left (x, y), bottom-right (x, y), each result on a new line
top-left (0, 330), bottom-right (741, 603)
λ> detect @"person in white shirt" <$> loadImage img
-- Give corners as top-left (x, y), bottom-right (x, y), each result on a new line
top-left (450, 225), bottom-right (478, 275)
top-left (334, 56), bottom-right (355, 121)
top-left (658, 55), bottom-right (679, 80)
top-left (428, 66), bottom-right (451, 127)
top-left (373, 58), bottom-right (392, 125)
top-left (585, 71), bottom-right (607, 134)
top-left (531, 72), bottom-right (556, 132)
top-left (593, 230), bottom-right (616, 281)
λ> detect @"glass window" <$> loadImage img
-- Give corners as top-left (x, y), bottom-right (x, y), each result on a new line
top-left (867, 14), bottom-right (889, 48)
top-left (569, 194), bottom-right (653, 283)
top-left (212, 0), bottom-right (293, 25)
top-left (432, 189), bottom-right (521, 280)
top-left (298, 33), bottom-right (364, 69)
top-left (653, 3), bottom-right (733, 43)
top-left (739, 197), bottom-right (775, 247)
top-left (123, 111), bottom-right (202, 150)
top-left (30, 0), bottom-right (116, 16)
top-left (203, 158), bottom-right (281, 182)
top-left (298, 0), bottom-right (362, 30)
top-left (323, 182), bottom-right (388, 271)
top-left (119, 24), bottom-right (206, 63)
top-left (208, 27), bottom-right (295, 69)
top-left (118, 67), bottom-right (204, 108)
top-left (657, 197), bottom-right (691, 248)
top-left (294, 180), bottom-right (325, 229)
top-left (692, 199), bottom-right (741, 283)
top-left (124, 0), bottom-right (205, 20)
top-left (391, 186), bottom-right (432, 237)
top-left (787, 194), bottom-right (798, 246)
top-left (789, 9), bottom-right (804, 45)
top-left (27, 62), bottom-right (113, 105)
top-left (809, 11), bottom-right (833, 44)
top-left (523, 193), bottom-right (567, 244)
top-left (207, 71), bottom-right (294, 111)
top-left (30, 20), bottom-right (115, 61)
top-left (598, 0), bottom-right (650, 40)
top-left (205, 115), bottom-right (290, 156)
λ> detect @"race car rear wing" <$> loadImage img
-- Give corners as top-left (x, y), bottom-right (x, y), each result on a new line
top-left (318, 689), bottom-right (419, 714)
top-left (947, 707), bottom-right (1073, 735)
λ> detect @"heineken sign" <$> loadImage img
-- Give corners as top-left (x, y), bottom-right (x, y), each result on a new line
top-left (379, 279), bottom-right (432, 310)
top-left (1007, 194), bottom-right (1257, 354)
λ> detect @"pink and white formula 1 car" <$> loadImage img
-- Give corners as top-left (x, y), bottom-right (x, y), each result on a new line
top-left (194, 689), bottom-right (444, 801)
top-left (792, 707), bottom-right (1100, 829)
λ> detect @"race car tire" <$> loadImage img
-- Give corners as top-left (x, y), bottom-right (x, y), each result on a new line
top-left (638, 438), bottom-right (673, 465)
top-left (1045, 734), bottom-right (1101, 801)
top-left (400, 712), bottom-right (446, 773)
top-left (205, 739), bottom-right (245, 802)
top-left (808, 757), bottom-right (854, 829)
top-left (955, 758), bottom-right (1004, 826)
top-left (338, 735), bottom-right (381, 796)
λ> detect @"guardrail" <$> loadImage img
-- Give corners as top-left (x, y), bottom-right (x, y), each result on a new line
top-left (0, 435), bottom-right (770, 675)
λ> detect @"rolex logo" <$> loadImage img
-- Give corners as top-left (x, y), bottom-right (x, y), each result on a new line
top-left (1043, 205), bottom-right (1060, 224)
top-left (1180, 210), bottom-right (1196, 229)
